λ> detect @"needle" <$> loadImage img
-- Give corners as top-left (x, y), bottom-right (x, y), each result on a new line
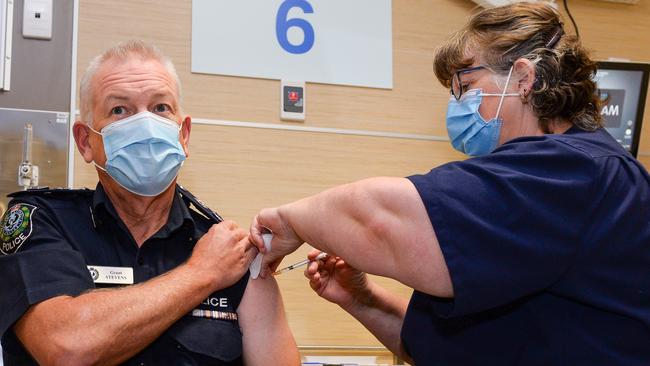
top-left (273, 252), bottom-right (328, 275)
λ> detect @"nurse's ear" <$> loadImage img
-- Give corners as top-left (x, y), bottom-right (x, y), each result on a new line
top-left (512, 58), bottom-right (536, 102)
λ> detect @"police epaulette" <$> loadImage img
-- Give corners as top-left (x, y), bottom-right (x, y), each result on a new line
top-left (177, 185), bottom-right (223, 224)
top-left (7, 187), bottom-right (95, 198)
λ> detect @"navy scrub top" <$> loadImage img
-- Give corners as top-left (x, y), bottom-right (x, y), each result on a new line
top-left (402, 127), bottom-right (650, 365)
top-left (0, 183), bottom-right (248, 365)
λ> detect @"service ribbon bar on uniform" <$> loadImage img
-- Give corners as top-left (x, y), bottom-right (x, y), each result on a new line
top-left (191, 309), bottom-right (238, 321)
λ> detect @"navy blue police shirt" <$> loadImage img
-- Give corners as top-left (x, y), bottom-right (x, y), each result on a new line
top-left (0, 183), bottom-right (248, 365)
top-left (402, 126), bottom-right (650, 365)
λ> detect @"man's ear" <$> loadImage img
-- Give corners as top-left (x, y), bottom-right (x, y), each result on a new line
top-left (72, 121), bottom-right (95, 163)
top-left (513, 58), bottom-right (536, 98)
top-left (180, 116), bottom-right (192, 158)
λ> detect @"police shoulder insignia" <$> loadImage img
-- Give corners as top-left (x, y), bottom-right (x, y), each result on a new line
top-left (0, 203), bottom-right (37, 255)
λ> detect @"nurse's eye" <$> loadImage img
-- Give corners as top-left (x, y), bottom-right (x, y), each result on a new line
top-left (110, 106), bottom-right (126, 115)
top-left (153, 104), bottom-right (171, 113)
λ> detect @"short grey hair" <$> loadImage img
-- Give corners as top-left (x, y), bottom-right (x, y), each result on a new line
top-left (79, 40), bottom-right (182, 125)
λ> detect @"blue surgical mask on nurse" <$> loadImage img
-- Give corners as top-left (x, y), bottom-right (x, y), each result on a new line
top-left (445, 66), bottom-right (519, 156)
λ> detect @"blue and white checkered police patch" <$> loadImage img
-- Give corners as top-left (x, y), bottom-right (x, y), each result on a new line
top-left (0, 203), bottom-right (37, 255)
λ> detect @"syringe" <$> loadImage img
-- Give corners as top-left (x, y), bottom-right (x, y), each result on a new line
top-left (273, 252), bottom-right (329, 275)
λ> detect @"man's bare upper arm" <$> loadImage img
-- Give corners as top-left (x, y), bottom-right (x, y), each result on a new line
top-left (238, 276), bottom-right (299, 366)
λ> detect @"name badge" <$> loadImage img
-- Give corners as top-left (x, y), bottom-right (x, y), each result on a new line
top-left (87, 265), bottom-right (134, 285)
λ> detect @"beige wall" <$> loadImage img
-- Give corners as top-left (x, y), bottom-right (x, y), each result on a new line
top-left (74, 0), bottom-right (650, 348)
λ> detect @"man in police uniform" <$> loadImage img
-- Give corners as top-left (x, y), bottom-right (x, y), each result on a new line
top-left (0, 41), bottom-right (300, 365)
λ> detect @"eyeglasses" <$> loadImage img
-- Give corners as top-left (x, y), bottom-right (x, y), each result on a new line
top-left (451, 65), bottom-right (487, 101)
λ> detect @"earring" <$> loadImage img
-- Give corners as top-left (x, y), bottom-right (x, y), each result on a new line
top-left (521, 89), bottom-right (529, 104)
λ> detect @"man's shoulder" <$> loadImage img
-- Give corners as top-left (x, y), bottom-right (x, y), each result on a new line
top-left (1, 188), bottom-right (94, 255)
top-left (8, 186), bottom-right (94, 201)
top-left (7, 187), bottom-right (95, 210)
top-left (176, 185), bottom-right (224, 225)
top-left (8, 186), bottom-right (94, 198)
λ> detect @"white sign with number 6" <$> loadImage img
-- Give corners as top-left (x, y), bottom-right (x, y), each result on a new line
top-left (191, 0), bottom-right (393, 89)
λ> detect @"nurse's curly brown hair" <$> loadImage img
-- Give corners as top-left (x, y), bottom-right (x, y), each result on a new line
top-left (434, 3), bottom-right (603, 132)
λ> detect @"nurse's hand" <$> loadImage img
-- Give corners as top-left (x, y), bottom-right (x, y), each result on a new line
top-left (250, 207), bottom-right (304, 277)
top-left (304, 249), bottom-right (370, 311)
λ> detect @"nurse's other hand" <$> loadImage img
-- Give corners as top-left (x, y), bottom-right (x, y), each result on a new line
top-left (304, 249), bottom-right (370, 311)
top-left (250, 207), bottom-right (304, 277)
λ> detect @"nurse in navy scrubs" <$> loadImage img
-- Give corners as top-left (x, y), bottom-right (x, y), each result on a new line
top-left (251, 3), bottom-right (650, 365)
top-left (251, 3), bottom-right (650, 366)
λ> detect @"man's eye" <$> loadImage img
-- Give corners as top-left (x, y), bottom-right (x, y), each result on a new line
top-left (154, 104), bottom-right (170, 113)
top-left (111, 106), bottom-right (125, 115)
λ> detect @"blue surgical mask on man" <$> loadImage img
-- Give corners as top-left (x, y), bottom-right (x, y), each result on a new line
top-left (88, 111), bottom-right (186, 196)
top-left (445, 67), bottom-right (518, 156)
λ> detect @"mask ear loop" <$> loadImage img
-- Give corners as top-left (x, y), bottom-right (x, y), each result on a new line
top-left (86, 121), bottom-right (102, 136)
top-left (84, 122), bottom-right (109, 172)
top-left (494, 66), bottom-right (515, 120)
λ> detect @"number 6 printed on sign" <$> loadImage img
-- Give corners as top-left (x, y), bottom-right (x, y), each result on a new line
top-left (276, 0), bottom-right (315, 54)
top-left (191, 0), bottom-right (392, 88)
